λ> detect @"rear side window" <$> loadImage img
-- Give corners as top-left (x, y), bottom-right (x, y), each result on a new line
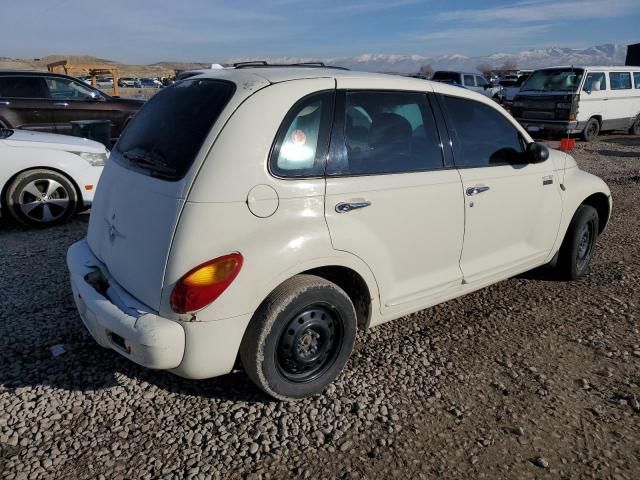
top-left (610, 72), bottom-right (632, 90)
top-left (328, 91), bottom-right (443, 176)
top-left (115, 78), bottom-right (235, 181)
top-left (0, 77), bottom-right (48, 98)
top-left (583, 72), bottom-right (606, 91)
top-left (443, 95), bottom-right (524, 168)
top-left (634, 72), bottom-right (640, 89)
top-left (270, 91), bottom-right (334, 178)
top-left (463, 75), bottom-right (475, 87)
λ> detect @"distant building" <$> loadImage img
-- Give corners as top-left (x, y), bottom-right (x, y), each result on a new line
top-left (626, 43), bottom-right (640, 66)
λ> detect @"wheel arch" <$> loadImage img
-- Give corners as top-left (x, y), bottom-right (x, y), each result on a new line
top-left (581, 192), bottom-right (610, 234)
top-left (301, 265), bottom-right (372, 330)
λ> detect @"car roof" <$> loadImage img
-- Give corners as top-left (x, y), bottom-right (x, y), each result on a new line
top-left (534, 65), bottom-right (640, 71)
top-left (191, 66), bottom-right (439, 89)
top-left (0, 70), bottom-right (79, 79)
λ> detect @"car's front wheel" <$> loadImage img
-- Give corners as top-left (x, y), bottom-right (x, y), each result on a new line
top-left (3, 169), bottom-right (78, 227)
top-left (555, 205), bottom-right (599, 280)
top-left (240, 274), bottom-right (357, 401)
top-left (582, 117), bottom-right (600, 142)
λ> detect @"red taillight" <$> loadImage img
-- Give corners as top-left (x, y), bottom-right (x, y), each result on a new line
top-left (170, 253), bottom-right (243, 313)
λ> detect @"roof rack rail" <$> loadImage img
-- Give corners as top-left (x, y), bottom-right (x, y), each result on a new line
top-left (232, 60), bottom-right (349, 71)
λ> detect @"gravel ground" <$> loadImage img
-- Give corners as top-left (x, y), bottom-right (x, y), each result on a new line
top-left (1, 135), bottom-right (639, 480)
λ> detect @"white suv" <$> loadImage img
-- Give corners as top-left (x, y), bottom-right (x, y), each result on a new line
top-left (67, 65), bottom-right (611, 400)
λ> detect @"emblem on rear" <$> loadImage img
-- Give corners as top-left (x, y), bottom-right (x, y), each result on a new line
top-left (542, 175), bottom-right (554, 186)
top-left (105, 214), bottom-right (125, 241)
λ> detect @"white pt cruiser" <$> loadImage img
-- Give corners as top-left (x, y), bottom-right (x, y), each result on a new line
top-left (67, 65), bottom-right (611, 400)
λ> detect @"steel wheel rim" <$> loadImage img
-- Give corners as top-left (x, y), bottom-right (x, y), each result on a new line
top-left (586, 122), bottom-right (597, 139)
top-left (18, 179), bottom-right (70, 223)
top-left (276, 304), bottom-right (343, 383)
top-left (576, 222), bottom-right (594, 270)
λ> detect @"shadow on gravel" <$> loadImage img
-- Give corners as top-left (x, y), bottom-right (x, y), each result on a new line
top-left (595, 150), bottom-right (640, 159)
top-left (0, 213), bottom-right (266, 403)
top-left (599, 136), bottom-right (640, 147)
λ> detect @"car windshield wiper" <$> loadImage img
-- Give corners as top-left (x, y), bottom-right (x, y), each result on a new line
top-left (122, 148), bottom-right (177, 176)
top-left (0, 128), bottom-right (14, 139)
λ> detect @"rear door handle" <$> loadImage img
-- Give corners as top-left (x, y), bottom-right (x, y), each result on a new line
top-left (54, 102), bottom-right (69, 107)
top-left (335, 201), bottom-right (371, 213)
top-left (466, 185), bottom-right (490, 196)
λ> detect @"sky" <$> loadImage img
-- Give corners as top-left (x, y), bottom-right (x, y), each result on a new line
top-left (1, 0), bottom-right (639, 63)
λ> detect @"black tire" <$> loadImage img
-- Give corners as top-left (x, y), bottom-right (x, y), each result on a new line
top-left (240, 274), bottom-right (357, 401)
top-left (555, 205), bottom-right (599, 280)
top-left (3, 169), bottom-right (78, 227)
top-left (581, 117), bottom-right (600, 142)
top-left (629, 116), bottom-right (640, 136)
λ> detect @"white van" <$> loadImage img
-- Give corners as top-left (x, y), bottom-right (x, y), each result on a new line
top-left (512, 66), bottom-right (640, 141)
top-left (67, 66), bottom-right (611, 400)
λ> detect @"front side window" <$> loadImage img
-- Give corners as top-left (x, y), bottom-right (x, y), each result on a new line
top-left (583, 72), bottom-right (607, 92)
top-left (328, 91), bottom-right (443, 176)
top-left (0, 77), bottom-right (48, 98)
top-left (634, 72), bottom-right (640, 89)
top-left (476, 76), bottom-right (488, 87)
top-left (463, 75), bottom-right (475, 87)
top-left (270, 91), bottom-right (333, 178)
top-left (443, 95), bottom-right (525, 168)
top-left (610, 72), bottom-right (632, 90)
top-left (115, 78), bottom-right (235, 181)
top-left (45, 77), bottom-right (100, 100)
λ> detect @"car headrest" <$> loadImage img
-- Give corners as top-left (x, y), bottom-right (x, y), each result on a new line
top-left (369, 113), bottom-right (412, 147)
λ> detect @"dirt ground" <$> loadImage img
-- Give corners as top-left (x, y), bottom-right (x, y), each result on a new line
top-left (0, 135), bottom-right (639, 479)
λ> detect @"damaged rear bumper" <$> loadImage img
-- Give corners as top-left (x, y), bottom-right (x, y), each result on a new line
top-left (67, 239), bottom-right (185, 369)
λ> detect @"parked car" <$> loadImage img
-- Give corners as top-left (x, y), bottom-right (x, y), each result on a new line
top-left (0, 127), bottom-right (107, 227)
top-left (500, 74), bottom-right (530, 106)
top-left (138, 78), bottom-right (161, 88)
top-left (118, 77), bottom-right (141, 88)
top-left (511, 66), bottom-right (640, 141)
top-left (67, 66), bottom-right (611, 400)
top-left (0, 71), bottom-right (144, 143)
top-left (432, 70), bottom-right (503, 99)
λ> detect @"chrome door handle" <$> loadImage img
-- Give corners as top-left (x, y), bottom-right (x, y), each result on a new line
top-left (335, 201), bottom-right (371, 213)
top-left (0, 101), bottom-right (9, 105)
top-left (465, 185), bottom-right (490, 196)
top-left (54, 102), bottom-right (69, 107)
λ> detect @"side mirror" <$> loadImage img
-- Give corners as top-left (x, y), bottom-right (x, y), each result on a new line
top-left (526, 142), bottom-right (549, 163)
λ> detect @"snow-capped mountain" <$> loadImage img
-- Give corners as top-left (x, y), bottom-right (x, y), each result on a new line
top-left (228, 44), bottom-right (628, 74)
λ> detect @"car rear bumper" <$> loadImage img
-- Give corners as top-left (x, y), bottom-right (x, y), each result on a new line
top-left (66, 239), bottom-right (252, 379)
top-left (67, 239), bottom-right (186, 369)
top-left (516, 119), bottom-right (585, 135)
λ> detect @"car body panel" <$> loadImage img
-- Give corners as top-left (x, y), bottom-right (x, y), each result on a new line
top-left (0, 71), bottom-right (144, 140)
top-left (0, 129), bottom-right (106, 209)
top-left (66, 68), bottom-right (611, 380)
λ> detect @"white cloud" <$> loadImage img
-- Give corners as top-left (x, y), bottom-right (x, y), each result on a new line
top-left (334, 0), bottom-right (423, 13)
top-left (412, 24), bottom-right (552, 43)
top-left (436, 0), bottom-right (640, 23)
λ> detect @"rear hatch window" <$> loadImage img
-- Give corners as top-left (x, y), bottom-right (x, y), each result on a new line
top-left (114, 78), bottom-right (235, 181)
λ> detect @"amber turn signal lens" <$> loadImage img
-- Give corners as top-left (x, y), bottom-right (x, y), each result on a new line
top-left (170, 253), bottom-right (243, 313)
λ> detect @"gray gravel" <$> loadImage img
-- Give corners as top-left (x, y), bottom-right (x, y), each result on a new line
top-left (1, 134), bottom-right (639, 479)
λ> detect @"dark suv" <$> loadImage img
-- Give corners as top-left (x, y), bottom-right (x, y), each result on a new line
top-left (0, 71), bottom-right (144, 142)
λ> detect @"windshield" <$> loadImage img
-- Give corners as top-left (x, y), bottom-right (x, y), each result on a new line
top-left (0, 128), bottom-right (14, 139)
top-left (432, 71), bottom-right (461, 83)
top-left (521, 69), bottom-right (584, 92)
top-left (115, 78), bottom-right (235, 180)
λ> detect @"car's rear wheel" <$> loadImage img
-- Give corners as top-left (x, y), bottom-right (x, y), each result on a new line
top-left (555, 205), bottom-right (599, 280)
top-left (4, 169), bottom-right (78, 227)
top-left (629, 116), bottom-right (640, 136)
top-left (240, 274), bottom-right (357, 401)
top-left (582, 117), bottom-right (600, 142)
